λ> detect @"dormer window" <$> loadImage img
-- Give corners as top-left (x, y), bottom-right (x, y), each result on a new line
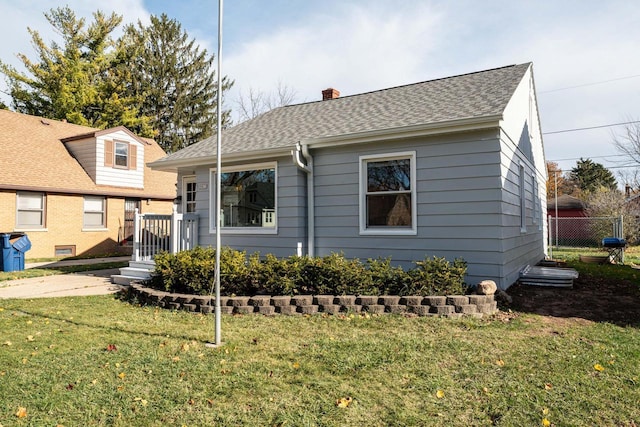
top-left (115, 141), bottom-right (129, 168)
top-left (104, 140), bottom-right (137, 170)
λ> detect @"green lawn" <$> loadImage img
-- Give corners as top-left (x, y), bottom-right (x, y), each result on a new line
top-left (1, 295), bottom-right (638, 426)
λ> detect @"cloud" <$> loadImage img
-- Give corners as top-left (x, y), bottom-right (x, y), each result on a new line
top-left (224, 2), bottom-right (444, 108)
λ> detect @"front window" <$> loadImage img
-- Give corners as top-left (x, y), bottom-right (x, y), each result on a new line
top-left (114, 141), bottom-right (129, 168)
top-left (16, 192), bottom-right (46, 229)
top-left (212, 163), bottom-right (276, 231)
top-left (84, 196), bottom-right (106, 228)
top-left (360, 152), bottom-right (416, 235)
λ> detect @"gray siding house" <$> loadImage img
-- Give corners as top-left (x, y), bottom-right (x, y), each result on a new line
top-left (149, 63), bottom-right (547, 290)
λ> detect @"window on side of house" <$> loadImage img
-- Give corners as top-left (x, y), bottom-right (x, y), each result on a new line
top-left (16, 192), bottom-right (46, 229)
top-left (211, 163), bottom-right (277, 232)
top-left (519, 163), bottom-right (526, 232)
top-left (83, 196), bottom-right (106, 229)
top-left (532, 173), bottom-right (539, 226)
top-left (360, 152), bottom-right (416, 235)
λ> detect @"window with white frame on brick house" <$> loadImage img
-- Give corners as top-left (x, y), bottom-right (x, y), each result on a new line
top-left (83, 196), bottom-right (106, 229)
top-left (16, 191), bottom-right (46, 229)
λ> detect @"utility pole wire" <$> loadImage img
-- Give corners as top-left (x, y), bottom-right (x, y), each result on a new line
top-left (543, 120), bottom-right (640, 135)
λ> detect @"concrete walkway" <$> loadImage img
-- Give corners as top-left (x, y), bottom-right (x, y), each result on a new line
top-left (0, 256), bottom-right (131, 299)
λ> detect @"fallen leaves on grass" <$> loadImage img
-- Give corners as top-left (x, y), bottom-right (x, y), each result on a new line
top-left (292, 362), bottom-right (300, 369)
top-left (133, 397), bottom-right (148, 407)
top-left (118, 372), bottom-right (126, 380)
top-left (436, 390), bottom-right (445, 399)
top-left (15, 407), bottom-right (27, 418)
top-left (495, 359), bottom-right (505, 367)
top-left (106, 344), bottom-right (117, 352)
top-left (594, 364), bottom-right (605, 372)
top-left (336, 397), bottom-right (352, 408)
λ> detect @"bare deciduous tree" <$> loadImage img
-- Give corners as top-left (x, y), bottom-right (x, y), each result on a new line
top-left (586, 187), bottom-right (639, 243)
top-left (235, 81), bottom-right (299, 123)
top-left (612, 120), bottom-right (640, 189)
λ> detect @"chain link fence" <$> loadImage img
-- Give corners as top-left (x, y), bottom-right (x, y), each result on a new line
top-left (548, 216), bottom-right (623, 248)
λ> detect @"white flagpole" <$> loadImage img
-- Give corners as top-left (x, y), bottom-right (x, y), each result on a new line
top-left (213, 0), bottom-right (224, 347)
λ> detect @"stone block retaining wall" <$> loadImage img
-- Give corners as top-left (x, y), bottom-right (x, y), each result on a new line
top-left (128, 284), bottom-right (498, 318)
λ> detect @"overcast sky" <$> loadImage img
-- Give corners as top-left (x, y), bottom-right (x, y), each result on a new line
top-left (1, 0), bottom-right (638, 181)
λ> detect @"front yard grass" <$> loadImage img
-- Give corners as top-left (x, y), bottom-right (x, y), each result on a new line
top-left (1, 296), bottom-right (638, 426)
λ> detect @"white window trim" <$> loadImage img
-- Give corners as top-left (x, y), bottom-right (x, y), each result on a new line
top-left (359, 151), bottom-right (417, 236)
top-left (519, 162), bottom-right (527, 233)
top-left (114, 141), bottom-right (129, 169)
top-left (82, 196), bottom-right (107, 230)
top-left (209, 161), bottom-right (278, 235)
top-left (182, 175), bottom-right (197, 214)
top-left (532, 173), bottom-right (537, 225)
top-left (16, 191), bottom-right (46, 230)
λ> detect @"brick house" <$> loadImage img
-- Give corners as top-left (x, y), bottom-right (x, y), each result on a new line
top-left (0, 109), bottom-right (176, 259)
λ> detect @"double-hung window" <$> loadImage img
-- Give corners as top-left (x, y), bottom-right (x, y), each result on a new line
top-left (360, 152), bottom-right (416, 235)
top-left (211, 163), bottom-right (277, 233)
top-left (84, 196), bottom-right (106, 229)
top-left (16, 192), bottom-right (46, 229)
top-left (114, 141), bottom-right (129, 168)
top-left (104, 140), bottom-right (137, 170)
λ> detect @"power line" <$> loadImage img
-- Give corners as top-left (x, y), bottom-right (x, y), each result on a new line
top-left (539, 73), bottom-right (640, 94)
top-left (549, 154), bottom-right (627, 162)
top-left (543, 120), bottom-right (640, 135)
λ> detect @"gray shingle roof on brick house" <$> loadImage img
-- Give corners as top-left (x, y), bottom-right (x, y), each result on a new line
top-left (150, 63), bottom-right (531, 169)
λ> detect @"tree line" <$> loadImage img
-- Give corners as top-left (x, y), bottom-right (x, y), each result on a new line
top-left (0, 6), bottom-right (233, 153)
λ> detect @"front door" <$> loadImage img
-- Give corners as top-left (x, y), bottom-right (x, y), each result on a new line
top-left (123, 198), bottom-right (141, 245)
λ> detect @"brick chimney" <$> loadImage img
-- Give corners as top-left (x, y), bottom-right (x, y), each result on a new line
top-left (322, 88), bottom-right (340, 100)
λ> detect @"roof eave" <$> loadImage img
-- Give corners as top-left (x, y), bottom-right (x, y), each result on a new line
top-left (301, 115), bottom-right (504, 148)
top-left (147, 146), bottom-right (294, 172)
top-left (0, 184), bottom-right (174, 200)
top-left (148, 115), bottom-right (503, 171)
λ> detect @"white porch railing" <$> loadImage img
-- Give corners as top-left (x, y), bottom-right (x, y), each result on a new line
top-left (132, 206), bottom-right (199, 262)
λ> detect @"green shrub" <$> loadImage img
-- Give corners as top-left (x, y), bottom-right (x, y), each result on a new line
top-left (147, 248), bottom-right (468, 297)
top-left (150, 246), bottom-right (214, 294)
top-left (405, 256), bottom-right (467, 296)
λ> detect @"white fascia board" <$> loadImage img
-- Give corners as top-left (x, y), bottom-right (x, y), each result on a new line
top-left (301, 115), bottom-right (503, 148)
top-left (147, 146), bottom-right (293, 171)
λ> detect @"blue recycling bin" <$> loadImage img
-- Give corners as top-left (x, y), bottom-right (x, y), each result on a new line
top-left (1, 233), bottom-right (32, 272)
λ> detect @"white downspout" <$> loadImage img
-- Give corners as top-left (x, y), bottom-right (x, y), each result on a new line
top-left (292, 142), bottom-right (315, 257)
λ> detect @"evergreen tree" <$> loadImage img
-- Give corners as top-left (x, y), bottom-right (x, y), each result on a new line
top-left (568, 158), bottom-right (617, 195)
top-left (119, 14), bottom-right (234, 153)
top-left (0, 7), bottom-right (151, 134)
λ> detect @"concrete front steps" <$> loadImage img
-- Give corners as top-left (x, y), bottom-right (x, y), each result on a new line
top-left (111, 260), bottom-right (155, 285)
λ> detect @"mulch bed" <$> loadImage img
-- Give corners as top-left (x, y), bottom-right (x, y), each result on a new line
top-left (506, 273), bottom-right (640, 327)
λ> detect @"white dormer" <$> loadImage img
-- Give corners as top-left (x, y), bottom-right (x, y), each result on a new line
top-left (62, 126), bottom-right (146, 189)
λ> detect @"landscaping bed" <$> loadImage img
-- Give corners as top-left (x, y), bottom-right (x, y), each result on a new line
top-left (507, 268), bottom-right (640, 326)
top-left (127, 283), bottom-right (498, 318)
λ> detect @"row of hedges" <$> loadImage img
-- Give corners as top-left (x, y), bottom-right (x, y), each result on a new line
top-left (148, 247), bottom-right (468, 297)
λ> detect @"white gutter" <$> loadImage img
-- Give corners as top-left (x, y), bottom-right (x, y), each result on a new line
top-left (292, 142), bottom-right (314, 257)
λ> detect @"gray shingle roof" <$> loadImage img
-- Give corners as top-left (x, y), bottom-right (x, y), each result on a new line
top-left (154, 62), bottom-right (531, 165)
